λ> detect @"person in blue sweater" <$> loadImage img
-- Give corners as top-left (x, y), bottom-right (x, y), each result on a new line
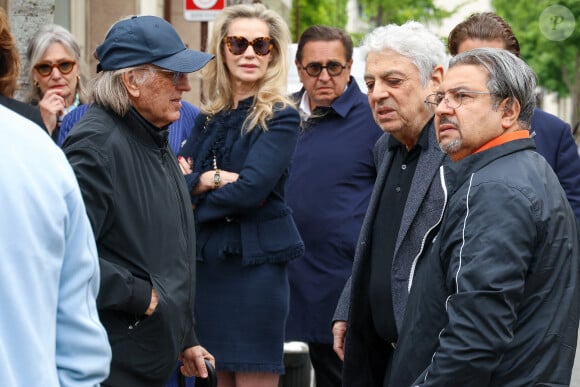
top-left (285, 25), bottom-right (382, 387)
top-left (0, 104), bottom-right (111, 386)
top-left (447, 12), bottom-right (580, 224)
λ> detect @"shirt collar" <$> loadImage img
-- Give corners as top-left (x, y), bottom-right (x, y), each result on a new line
top-left (298, 91), bottom-right (313, 119)
top-left (474, 130), bottom-right (531, 154)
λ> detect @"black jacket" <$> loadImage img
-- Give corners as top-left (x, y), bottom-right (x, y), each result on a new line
top-left (390, 137), bottom-right (580, 386)
top-left (63, 105), bottom-right (198, 386)
top-left (335, 122), bottom-right (446, 386)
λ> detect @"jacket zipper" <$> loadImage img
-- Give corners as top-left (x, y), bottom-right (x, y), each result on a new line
top-left (407, 166), bottom-right (448, 292)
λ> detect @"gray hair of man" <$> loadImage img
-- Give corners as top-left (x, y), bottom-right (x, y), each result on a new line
top-left (449, 47), bottom-right (537, 130)
top-left (25, 24), bottom-right (88, 103)
top-left (90, 15), bottom-right (157, 117)
top-left (90, 67), bottom-right (145, 117)
top-left (360, 21), bottom-right (447, 87)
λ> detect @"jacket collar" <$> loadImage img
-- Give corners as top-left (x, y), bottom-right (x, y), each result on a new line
top-left (124, 107), bottom-right (169, 148)
top-left (443, 136), bottom-right (536, 194)
top-left (294, 76), bottom-right (363, 120)
top-left (330, 77), bottom-right (365, 118)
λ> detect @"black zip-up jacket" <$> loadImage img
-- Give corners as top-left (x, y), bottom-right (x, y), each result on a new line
top-left (389, 137), bottom-right (580, 386)
top-left (63, 105), bottom-right (198, 386)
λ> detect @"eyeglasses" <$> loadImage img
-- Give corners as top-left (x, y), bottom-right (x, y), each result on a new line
top-left (34, 61), bottom-right (76, 77)
top-left (223, 36), bottom-right (273, 56)
top-left (300, 61), bottom-right (347, 77)
top-left (425, 90), bottom-right (497, 109)
top-left (138, 67), bottom-right (187, 86)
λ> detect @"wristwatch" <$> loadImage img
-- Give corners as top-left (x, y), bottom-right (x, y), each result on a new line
top-left (213, 169), bottom-right (221, 189)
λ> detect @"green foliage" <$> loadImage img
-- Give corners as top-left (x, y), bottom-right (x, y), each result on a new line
top-left (291, 0), bottom-right (349, 42)
top-left (357, 0), bottom-right (452, 27)
top-left (493, 0), bottom-right (580, 122)
top-left (289, 0), bottom-right (453, 60)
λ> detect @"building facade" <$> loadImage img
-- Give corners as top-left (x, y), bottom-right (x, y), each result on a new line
top-left (3, 0), bottom-right (290, 105)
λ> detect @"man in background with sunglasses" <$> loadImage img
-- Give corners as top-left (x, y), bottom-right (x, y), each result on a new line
top-left (285, 25), bottom-right (382, 387)
top-left (61, 15), bottom-right (215, 387)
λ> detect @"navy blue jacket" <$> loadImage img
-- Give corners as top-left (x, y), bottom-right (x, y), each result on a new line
top-left (285, 79), bottom-right (382, 343)
top-left (179, 98), bottom-right (304, 265)
top-left (531, 108), bottom-right (580, 223)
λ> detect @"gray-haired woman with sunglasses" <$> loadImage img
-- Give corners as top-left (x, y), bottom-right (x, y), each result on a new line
top-left (25, 24), bottom-right (87, 142)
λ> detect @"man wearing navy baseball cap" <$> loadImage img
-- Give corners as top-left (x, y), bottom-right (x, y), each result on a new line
top-left (62, 15), bottom-right (214, 387)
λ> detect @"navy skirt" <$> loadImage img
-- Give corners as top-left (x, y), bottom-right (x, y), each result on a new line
top-left (194, 225), bottom-right (289, 373)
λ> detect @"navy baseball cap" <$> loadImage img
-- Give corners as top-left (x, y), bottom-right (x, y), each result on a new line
top-left (96, 15), bottom-right (214, 73)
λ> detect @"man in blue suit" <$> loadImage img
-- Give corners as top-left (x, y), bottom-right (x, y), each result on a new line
top-left (285, 25), bottom-right (382, 387)
top-left (447, 12), bottom-right (580, 223)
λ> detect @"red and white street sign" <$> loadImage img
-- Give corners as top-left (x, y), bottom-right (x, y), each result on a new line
top-left (184, 0), bottom-right (226, 22)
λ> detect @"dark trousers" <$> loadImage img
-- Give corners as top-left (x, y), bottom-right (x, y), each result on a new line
top-left (308, 342), bottom-right (343, 387)
top-left (382, 345), bottom-right (394, 387)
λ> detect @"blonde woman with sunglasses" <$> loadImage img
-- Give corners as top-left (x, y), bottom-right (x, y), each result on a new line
top-left (177, 4), bottom-right (303, 387)
top-left (25, 24), bottom-right (87, 141)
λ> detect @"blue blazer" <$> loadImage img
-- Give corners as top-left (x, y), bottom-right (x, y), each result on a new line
top-left (179, 99), bottom-right (304, 266)
top-left (531, 108), bottom-right (580, 223)
top-left (285, 78), bottom-right (383, 343)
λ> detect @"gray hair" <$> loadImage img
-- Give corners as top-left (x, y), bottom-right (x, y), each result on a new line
top-left (91, 66), bottom-right (152, 117)
top-left (449, 48), bottom-right (536, 129)
top-left (25, 24), bottom-right (87, 103)
top-left (360, 21), bottom-right (447, 87)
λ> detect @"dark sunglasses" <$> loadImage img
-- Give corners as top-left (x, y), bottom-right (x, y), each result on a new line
top-left (34, 61), bottom-right (76, 77)
top-left (133, 67), bottom-right (187, 86)
top-left (301, 61), bottom-right (347, 77)
top-left (223, 36), bottom-right (273, 56)
top-left (149, 68), bottom-right (187, 85)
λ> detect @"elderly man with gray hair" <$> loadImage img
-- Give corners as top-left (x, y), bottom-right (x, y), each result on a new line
top-left (62, 15), bottom-right (214, 387)
top-left (331, 21), bottom-right (448, 387)
top-left (389, 48), bottom-right (580, 386)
